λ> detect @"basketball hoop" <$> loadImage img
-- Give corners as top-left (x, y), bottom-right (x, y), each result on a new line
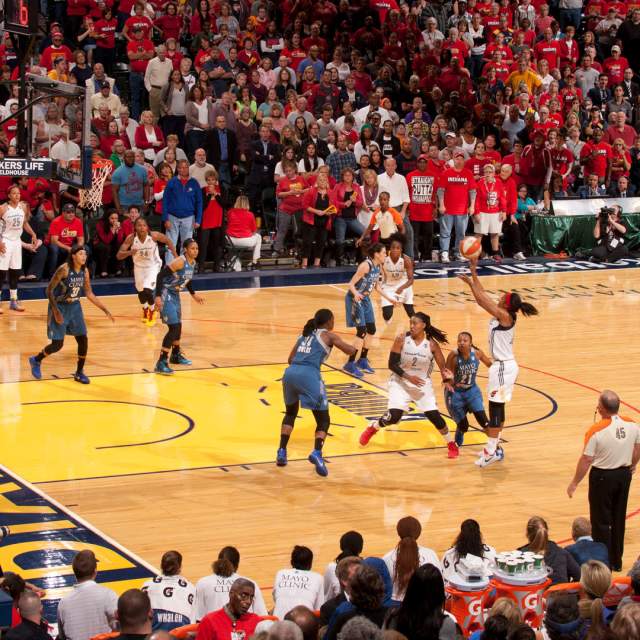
top-left (79, 159), bottom-right (113, 211)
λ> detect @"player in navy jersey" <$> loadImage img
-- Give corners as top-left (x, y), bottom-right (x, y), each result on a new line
top-left (29, 244), bottom-right (114, 383)
top-left (343, 242), bottom-right (396, 378)
top-left (444, 331), bottom-right (492, 447)
top-left (458, 258), bottom-right (538, 467)
top-left (154, 238), bottom-right (204, 375)
top-left (278, 308), bottom-right (357, 477)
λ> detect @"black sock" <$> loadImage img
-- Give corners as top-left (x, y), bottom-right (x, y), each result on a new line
top-left (361, 348), bottom-right (369, 359)
top-left (348, 352), bottom-right (356, 362)
top-left (171, 345), bottom-right (180, 356)
top-left (279, 433), bottom-right (290, 449)
top-left (35, 351), bottom-right (46, 363)
top-left (160, 351), bottom-right (169, 362)
top-left (76, 357), bottom-right (85, 373)
top-left (314, 437), bottom-right (324, 451)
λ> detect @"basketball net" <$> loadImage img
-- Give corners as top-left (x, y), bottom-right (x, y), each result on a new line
top-left (79, 159), bottom-right (113, 210)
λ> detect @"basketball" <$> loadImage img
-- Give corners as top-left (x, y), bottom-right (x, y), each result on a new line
top-left (459, 236), bottom-right (482, 259)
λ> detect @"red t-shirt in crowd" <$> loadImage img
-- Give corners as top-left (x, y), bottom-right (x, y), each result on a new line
top-left (406, 169), bottom-right (437, 222)
top-left (127, 38), bottom-right (154, 73)
top-left (125, 15), bottom-right (154, 40)
top-left (226, 208), bottom-right (257, 238)
top-left (94, 18), bottom-right (118, 49)
top-left (602, 56), bottom-right (629, 85)
top-left (498, 175), bottom-right (518, 216)
top-left (534, 39), bottom-right (561, 70)
top-left (196, 609), bottom-right (261, 640)
top-left (201, 191), bottom-right (223, 229)
top-left (475, 177), bottom-right (506, 214)
top-left (41, 44), bottom-right (74, 70)
top-left (155, 14), bottom-right (183, 41)
top-left (465, 157), bottom-right (493, 180)
top-left (276, 176), bottom-right (308, 214)
top-left (580, 141), bottom-right (612, 179)
top-left (438, 168), bottom-right (476, 215)
top-left (47, 216), bottom-right (84, 246)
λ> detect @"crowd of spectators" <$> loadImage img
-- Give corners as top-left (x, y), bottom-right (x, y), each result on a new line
top-left (2, 514), bottom-right (640, 640)
top-left (4, 0), bottom-right (640, 276)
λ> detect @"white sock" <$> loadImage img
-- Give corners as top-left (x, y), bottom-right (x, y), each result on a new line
top-left (9, 289), bottom-right (17, 301)
top-left (486, 437), bottom-right (499, 455)
top-left (149, 303), bottom-right (155, 311)
top-left (442, 430), bottom-right (452, 443)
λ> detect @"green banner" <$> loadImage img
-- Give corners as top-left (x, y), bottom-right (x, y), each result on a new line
top-left (530, 214), bottom-right (640, 255)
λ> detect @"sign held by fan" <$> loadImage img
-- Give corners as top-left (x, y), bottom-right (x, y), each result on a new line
top-left (0, 158), bottom-right (56, 178)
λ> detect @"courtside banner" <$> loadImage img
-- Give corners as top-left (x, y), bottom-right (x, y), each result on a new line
top-left (0, 159), bottom-right (55, 178)
top-left (0, 465), bottom-right (156, 622)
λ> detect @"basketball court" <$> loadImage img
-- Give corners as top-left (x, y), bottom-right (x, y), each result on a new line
top-left (1, 263), bottom-right (639, 615)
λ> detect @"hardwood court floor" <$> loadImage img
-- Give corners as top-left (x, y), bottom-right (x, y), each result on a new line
top-left (1, 267), bottom-right (639, 603)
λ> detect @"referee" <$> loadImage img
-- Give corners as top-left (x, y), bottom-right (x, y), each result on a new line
top-left (567, 390), bottom-right (640, 571)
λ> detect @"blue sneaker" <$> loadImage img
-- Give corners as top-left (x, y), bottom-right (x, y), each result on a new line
top-left (343, 361), bottom-right (364, 378)
top-left (455, 429), bottom-right (465, 447)
top-left (73, 371), bottom-right (90, 384)
top-left (29, 356), bottom-right (42, 380)
top-left (356, 357), bottom-right (375, 374)
top-left (154, 360), bottom-right (174, 375)
top-left (276, 448), bottom-right (287, 467)
top-left (169, 352), bottom-right (192, 365)
top-left (496, 445), bottom-right (505, 460)
top-left (308, 449), bottom-right (328, 477)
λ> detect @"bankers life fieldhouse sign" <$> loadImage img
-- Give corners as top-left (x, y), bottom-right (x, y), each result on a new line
top-left (0, 158), bottom-right (56, 178)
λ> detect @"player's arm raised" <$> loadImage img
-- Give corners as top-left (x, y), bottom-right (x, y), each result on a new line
top-left (116, 233), bottom-right (135, 260)
top-left (458, 258), bottom-right (511, 325)
top-left (47, 264), bottom-right (68, 324)
top-left (84, 269), bottom-right (114, 322)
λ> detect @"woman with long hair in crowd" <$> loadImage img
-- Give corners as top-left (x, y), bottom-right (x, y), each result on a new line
top-left (578, 560), bottom-right (614, 639)
top-left (384, 563), bottom-right (457, 639)
top-left (298, 141), bottom-right (324, 179)
top-left (519, 516), bottom-right (581, 585)
top-left (441, 519), bottom-right (496, 583)
top-left (300, 171), bottom-right (334, 268)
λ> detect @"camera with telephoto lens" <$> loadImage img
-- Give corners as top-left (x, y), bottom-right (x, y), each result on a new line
top-left (0, 525), bottom-right (9, 540)
top-left (599, 206), bottom-right (615, 221)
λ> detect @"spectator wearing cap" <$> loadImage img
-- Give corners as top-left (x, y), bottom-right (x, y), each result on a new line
top-left (565, 517), bottom-right (610, 568)
top-left (46, 203), bottom-right (85, 275)
top-left (90, 81), bottom-right (123, 118)
top-left (41, 30), bottom-right (73, 71)
top-left (57, 550), bottom-right (117, 640)
top-left (126, 27), bottom-right (155, 121)
top-left (6, 591), bottom-right (51, 640)
top-left (438, 132), bottom-right (466, 162)
top-left (85, 63), bottom-right (119, 100)
top-left (603, 45), bottom-right (629, 86)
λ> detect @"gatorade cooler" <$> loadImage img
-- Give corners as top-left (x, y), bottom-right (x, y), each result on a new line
top-left (490, 577), bottom-right (552, 628)
top-left (445, 583), bottom-right (492, 637)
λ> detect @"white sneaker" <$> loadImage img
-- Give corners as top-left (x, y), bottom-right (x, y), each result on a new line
top-left (441, 251), bottom-right (450, 263)
top-left (514, 252), bottom-right (527, 261)
top-left (475, 448), bottom-right (503, 467)
top-left (458, 255), bottom-right (469, 262)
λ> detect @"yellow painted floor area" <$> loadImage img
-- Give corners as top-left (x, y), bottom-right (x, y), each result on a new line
top-left (0, 364), bottom-right (490, 483)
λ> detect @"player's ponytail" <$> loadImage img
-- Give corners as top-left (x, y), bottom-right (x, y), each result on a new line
top-left (526, 516), bottom-right (549, 554)
top-left (302, 308), bottom-right (333, 337)
top-left (394, 517), bottom-right (422, 596)
top-left (506, 292), bottom-right (539, 317)
top-left (415, 312), bottom-right (448, 344)
top-left (212, 546), bottom-right (240, 577)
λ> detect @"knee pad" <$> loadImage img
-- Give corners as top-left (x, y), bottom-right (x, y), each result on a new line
top-left (457, 416), bottom-right (470, 433)
top-left (355, 326), bottom-right (367, 339)
top-left (162, 324), bottom-right (181, 349)
top-left (312, 409), bottom-right (330, 432)
top-left (489, 401), bottom-right (505, 427)
top-left (137, 291), bottom-right (147, 305)
top-left (365, 322), bottom-right (376, 336)
top-left (75, 335), bottom-right (88, 357)
top-left (473, 410), bottom-right (489, 429)
top-left (144, 288), bottom-right (155, 304)
top-left (403, 304), bottom-right (415, 318)
top-left (382, 306), bottom-right (394, 322)
top-left (45, 339), bottom-right (64, 355)
top-left (380, 408), bottom-right (403, 427)
top-left (8, 269), bottom-right (20, 288)
top-left (283, 402), bottom-right (299, 427)
top-left (425, 410), bottom-right (446, 430)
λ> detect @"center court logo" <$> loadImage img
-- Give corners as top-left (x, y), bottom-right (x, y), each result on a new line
top-left (0, 465), bottom-right (156, 621)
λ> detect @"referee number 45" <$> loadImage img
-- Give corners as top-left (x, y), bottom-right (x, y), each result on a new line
top-left (616, 426), bottom-right (626, 440)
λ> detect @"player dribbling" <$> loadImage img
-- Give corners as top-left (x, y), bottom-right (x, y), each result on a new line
top-left (458, 258), bottom-right (538, 467)
top-left (117, 217), bottom-right (177, 326)
top-left (380, 233), bottom-right (415, 323)
top-left (444, 331), bottom-right (491, 447)
top-left (359, 312), bottom-right (459, 458)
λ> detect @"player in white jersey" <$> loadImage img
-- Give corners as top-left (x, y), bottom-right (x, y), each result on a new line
top-left (0, 185), bottom-right (37, 313)
top-left (141, 550), bottom-right (196, 631)
top-left (381, 234), bottom-right (415, 323)
top-left (359, 312), bottom-right (459, 458)
top-left (458, 258), bottom-right (538, 467)
top-left (117, 217), bottom-right (177, 326)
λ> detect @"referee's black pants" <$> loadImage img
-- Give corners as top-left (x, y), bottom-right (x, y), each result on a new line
top-left (589, 466), bottom-right (632, 570)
